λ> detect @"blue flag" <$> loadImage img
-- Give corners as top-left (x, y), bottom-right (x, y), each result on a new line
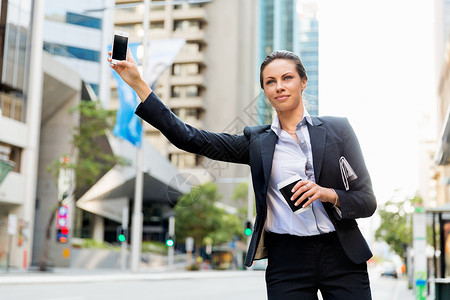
top-left (111, 43), bottom-right (142, 147)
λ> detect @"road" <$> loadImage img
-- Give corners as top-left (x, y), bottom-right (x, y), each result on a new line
top-left (0, 269), bottom-right (417, 300)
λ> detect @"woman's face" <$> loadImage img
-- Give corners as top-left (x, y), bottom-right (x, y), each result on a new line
top-left (262, 59), bottom-right (307, 113)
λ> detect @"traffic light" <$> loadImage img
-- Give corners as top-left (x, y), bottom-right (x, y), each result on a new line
top-left (56, 227), bottom-right (69, 243)
top-left (116, 226), bottom-right (128, 243)
top-left (56, 204), bottom-right (69, 243)
top-left (244, 221), bottom-right (252, 237)
top-left (165, 234), bottom-right (175, 247)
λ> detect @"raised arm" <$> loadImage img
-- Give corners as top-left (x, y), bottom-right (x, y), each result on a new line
top-left (108, 48), bottom-right (250, 165)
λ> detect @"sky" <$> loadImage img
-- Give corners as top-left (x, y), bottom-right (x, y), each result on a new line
top-left (317, 0), bottom-right (438, 205)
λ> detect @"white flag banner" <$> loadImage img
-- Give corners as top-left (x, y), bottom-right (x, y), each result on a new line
top-left (144, 39), bottom-right (186, 87)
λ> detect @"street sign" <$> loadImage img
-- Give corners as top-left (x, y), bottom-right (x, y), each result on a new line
top-left (7, 214), bottom-right (17, 235)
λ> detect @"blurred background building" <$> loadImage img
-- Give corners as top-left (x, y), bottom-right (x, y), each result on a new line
top-left (0, 0), bottom-right (84, 269)
top-left (112, 0), bottom-right (258, 213)
top-left (42, 0), bottom-right (113, 107)
top-left (0, 0), bottom-right (328, 270)
top-left (4, 0), bottom-right (449, 274)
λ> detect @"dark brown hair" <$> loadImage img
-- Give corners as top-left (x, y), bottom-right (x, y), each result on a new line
top-left (260, 50), bottom-right (308, 89)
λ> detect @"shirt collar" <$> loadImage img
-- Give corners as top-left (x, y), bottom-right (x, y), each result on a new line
top-left (271, 106), bottom-right (313, 137)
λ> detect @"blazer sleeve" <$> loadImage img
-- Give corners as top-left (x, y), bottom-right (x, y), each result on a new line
top-left (332, 118), bottom-right (377, 220)
top-left (135, 92), bottom-right (250, 165)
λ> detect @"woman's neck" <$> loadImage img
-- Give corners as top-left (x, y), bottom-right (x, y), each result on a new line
top-left (277, 106), bottom-right (304, 133)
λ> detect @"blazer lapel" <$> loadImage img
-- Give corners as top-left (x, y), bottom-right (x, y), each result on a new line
top-left (308, 117), bottom-right (326, 182)
top-left (260, 128), bottom-right (277, 194)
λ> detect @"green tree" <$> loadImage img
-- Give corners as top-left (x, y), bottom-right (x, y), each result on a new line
top-left (42, 100), bottom-right (124, 270)
top-left (47, 100), bottom-right (124, 199)
top-left (375, 195), bottom-right (422, 257)
top-left (174, 182), bottom-right (242, 257)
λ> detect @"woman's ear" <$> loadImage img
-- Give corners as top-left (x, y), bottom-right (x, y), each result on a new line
top-left (301, 78), bottom-right (307, 91)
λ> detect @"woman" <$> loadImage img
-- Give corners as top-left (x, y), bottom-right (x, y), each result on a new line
top-left (109, 49), bottom-right (376, 299)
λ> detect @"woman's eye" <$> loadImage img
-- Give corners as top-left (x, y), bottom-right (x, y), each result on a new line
top-left (284, 75), bottom-right (292, 80)
top-left (266, 80), bottom-right (275, 85)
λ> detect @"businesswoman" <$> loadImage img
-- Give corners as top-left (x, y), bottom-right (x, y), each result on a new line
top-left (109, 49), bottom-right (376, 300)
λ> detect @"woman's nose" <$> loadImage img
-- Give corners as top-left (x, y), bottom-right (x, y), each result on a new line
top-left (276, 82), bottom-right (285, 91)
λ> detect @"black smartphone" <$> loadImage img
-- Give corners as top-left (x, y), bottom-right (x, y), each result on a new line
top-left (277, 174), bottom-right (311, 215)
top-left (111, 31), bottom-right (129, 64)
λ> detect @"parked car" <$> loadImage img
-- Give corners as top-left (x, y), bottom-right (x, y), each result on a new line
top-left (380, 261), bottom-right (398, 278)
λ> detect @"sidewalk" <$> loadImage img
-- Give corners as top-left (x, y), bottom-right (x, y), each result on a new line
top-left (0, 267), bottom-right (258, 285)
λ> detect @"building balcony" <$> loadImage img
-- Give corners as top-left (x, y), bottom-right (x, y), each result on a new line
top-left (172, 30), bottom-right (205, 42)
top-left (169, 97), bottom-right (204, 109)
top-left (170, 75), bottom-right (205, 87)
top-left (149, 10), bottom-right (166, 22)
top-left (173, 8), bottom-right (207, 22)
top-left (173, 52), bottom-right (205, 64)
top-left (114, 8), bottom-right (143, 25)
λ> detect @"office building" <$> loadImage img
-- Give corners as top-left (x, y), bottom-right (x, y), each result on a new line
top-left (257, 0), bottom-right (319, 124)
top-left (43, 0), bottom-right (114, 107)
top-left (297, 0), bottom-right (318, 115)
top-left (0, 0), bottom-right (84, 269)
top-left (113, 0), bottom-right (258, 210)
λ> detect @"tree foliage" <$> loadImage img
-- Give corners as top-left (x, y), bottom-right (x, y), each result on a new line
top-left (174, 182), bottom-right (242, 256)
top-left (375, 195), bottom-right (423, 257)
top-left (231, 182), bottom-right (250, 221)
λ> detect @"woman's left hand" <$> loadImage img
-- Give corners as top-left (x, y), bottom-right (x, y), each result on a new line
top-left (290, 180), bottom-right (339, 208)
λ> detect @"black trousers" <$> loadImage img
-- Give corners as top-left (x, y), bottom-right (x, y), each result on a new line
top-left (265, 231), bottom-right (371, 300)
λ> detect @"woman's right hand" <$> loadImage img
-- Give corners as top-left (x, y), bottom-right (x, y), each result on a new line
top-left (108, 48), bottom-right (152, 102)
top-left (108, 48), bottom-right (141, 88)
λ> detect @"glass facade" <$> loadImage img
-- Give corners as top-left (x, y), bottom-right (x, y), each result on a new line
top-left (0, 0), bottom-right (33, 122)
top-left (298, 1), bottom-right (319, 116)
top-left (258, 0), bottom-right (297, 124)
top-left (43, 41), bottom-right (100, 62)
top-left (43, 0), bottom-right (104, 98)
top-left (258, 0), bottom-right (319, 121)
top-left (66, 12), bottom-right (102, 29)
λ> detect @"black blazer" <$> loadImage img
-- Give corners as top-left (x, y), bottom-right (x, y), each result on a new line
top-left (136, 92), bottom-right (377, 267)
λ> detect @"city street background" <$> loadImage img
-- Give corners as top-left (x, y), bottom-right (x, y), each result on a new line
top-left (1, 0), bottom-right (449, 299)
top-left (0, 268), bottom-right (416, 300)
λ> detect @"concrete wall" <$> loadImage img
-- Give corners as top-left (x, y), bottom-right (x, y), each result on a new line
top-left (202, 0), bottom-right (258, 205)
top-left (32, 54), bottom-right (81, 268)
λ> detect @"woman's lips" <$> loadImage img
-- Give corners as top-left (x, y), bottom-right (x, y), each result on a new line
top-left (275, 95), bottom-right (289, 100)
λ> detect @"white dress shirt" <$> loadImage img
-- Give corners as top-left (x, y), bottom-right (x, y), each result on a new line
top-left (264, 108), bottom-right (336, 236)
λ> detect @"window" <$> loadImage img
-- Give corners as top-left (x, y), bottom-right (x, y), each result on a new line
top-left (189, 3), bottom-right (204, 8)
top-left (172, 63), bottom-right (200, 76)
top-left (0, 142), bottom-right (22, 173)
top-left (1, 0), bottom-right (32, 96)
top-left (43, 42), bottom-right (100, 62)
top-left (179, 42), bottom-right (203, 55)
top-left (171, 86), bottom-right (181, 98)
top-left (186, 86), bottom-right (198, 97)
top-left (174, 20), bottom-right (202, 32)
top-left (0, 91), bottom-right (25, 122)
top-left (171, 85), bottom-right (200, 98)
top-left (150, 21), bottom-right (164, 30)
top-left (185, 107), bottom-right (202, 119)
top-left (169, 153), bottom-right (197, 168)
top-left (66, 12), bottom-right (102, 29)
top-left (88, 83), bottom-right (99, 96)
